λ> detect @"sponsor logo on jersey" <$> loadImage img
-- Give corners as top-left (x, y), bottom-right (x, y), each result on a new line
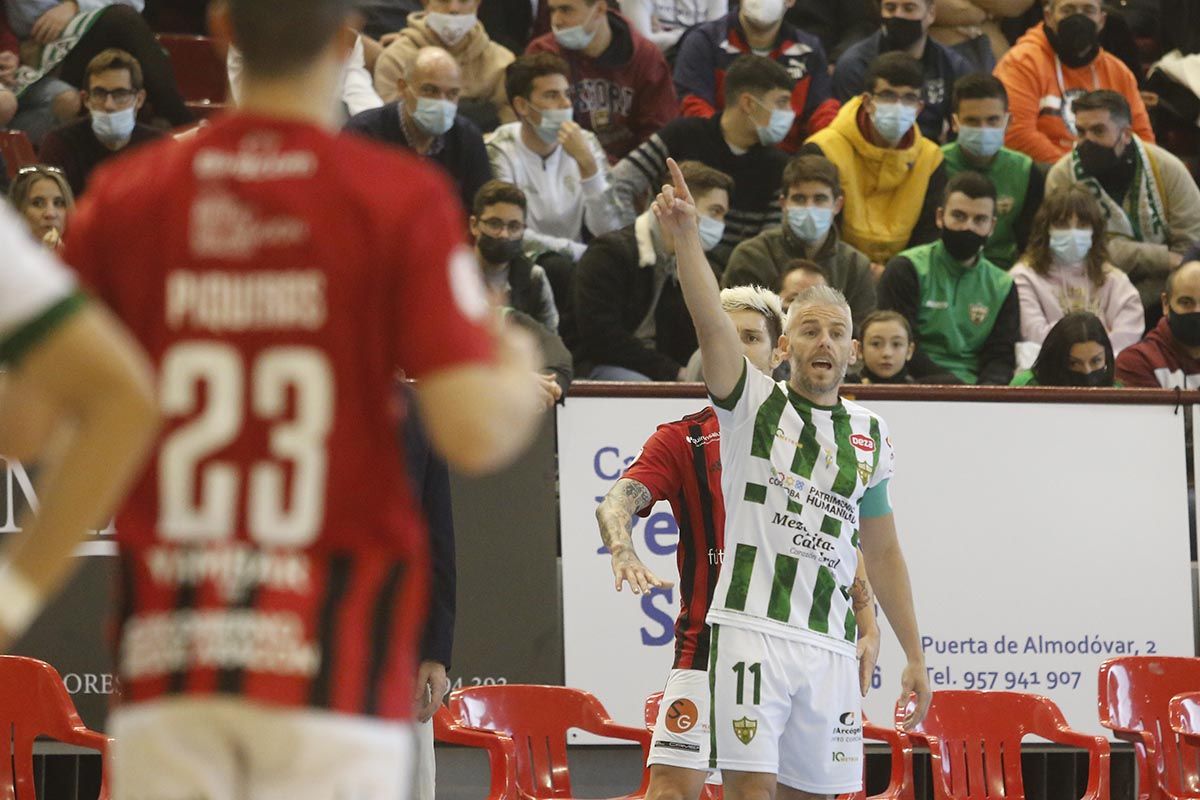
top-left (733, 717), bottom-right (757, 745)
top-left (189, 192), bottom-right (310, 260)
top-left (686, 430), bottom-right (720, 446)
top-left (969, 303), bottom-right (990, 324)
top-left (193, 133), bottom-right (318, 181)
top-left (654, 740), bottom-right (701, 753)
top-left (832, 750), bottom-right (859, 763)
top-left (923, 300), bottom-right (949, 310)
top-left (850, 434), bottom-right (875, 453)
top-left (665, 698), bottom-right (699, 734)
top-left (839, 711), bottom-right (856, 726)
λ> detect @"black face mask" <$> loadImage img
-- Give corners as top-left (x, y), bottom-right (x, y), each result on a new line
top-left (1077, 138), bottom-right (1122, 177)
top-left (1066, 367), bottom-right (1111, 387)
top-left (1168, 309), bottom-right (1200, 347)
top-left (882, 16), bottom-right (924, 51)
top-left (1046, 14), bottom-right (1100, 68)
top-left (477, 233), bottom-right (523, 265)
top-left (941, 227), bottom-right (987, 262)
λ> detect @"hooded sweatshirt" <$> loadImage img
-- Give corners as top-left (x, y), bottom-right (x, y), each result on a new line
top-left (1009, 258), bottom-right (1143, 353)
top-left (1115, 316), bottom-right (1200, 388)
top-left (374, 12), bottom-right (516, 127)
top-left (992, 22), bottom-right (1154, 164)
top-left (803, 95), bottom-right (944, 265)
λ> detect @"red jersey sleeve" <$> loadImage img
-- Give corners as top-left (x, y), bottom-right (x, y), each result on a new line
top-left (388, 168), bottom-right (495, 377)
top-left (623, 424), bottom-right (685, 517)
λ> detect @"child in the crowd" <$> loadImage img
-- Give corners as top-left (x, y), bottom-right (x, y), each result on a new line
top-left (855, 309), bottom-right (916, 384)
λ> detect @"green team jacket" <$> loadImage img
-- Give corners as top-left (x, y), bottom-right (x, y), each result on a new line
top-left (877, 240), bottom-right (1020, 384)
top-left (940, 142), bottom-right (1042, 270)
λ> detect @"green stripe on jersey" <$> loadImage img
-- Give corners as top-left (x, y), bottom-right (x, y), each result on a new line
top-left (766, 554), bottom-right (799, 622)
top-left (869, 416), bottom-right (882, 475)
top-left (786, 497), bottom-right (804, 515)
top-left (708, 624), bottom-right (720, 768)
top-left (808, 565), bottom-right (836, 633)
top-left (830, 405), bottom-right (858, 497)
top-left (843, 607), bottom-right (857, 642)
top-left (724, 544), bottom-right (757, 611)
top-left (744, 482), bottom-right (767, 504)
top-left (751, 386), bottom-right (788, 459)
top-left (789, 402), bottom-right (819, 478)
top-left (0, 291), bottom-right (87, 367)
top-left (821, 515), bottom-right (841, 538)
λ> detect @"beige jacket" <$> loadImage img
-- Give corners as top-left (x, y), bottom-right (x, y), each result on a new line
top-left (374, 12), bottom-right (516, 125)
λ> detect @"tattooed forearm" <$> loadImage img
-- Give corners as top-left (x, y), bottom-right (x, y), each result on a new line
top-left (596, 479), bottom-right (653, 552)
top-left (849, 576), bottom-right (873, 612)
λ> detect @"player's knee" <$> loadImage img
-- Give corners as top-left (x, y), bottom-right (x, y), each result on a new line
top-left (645, 785), bottom-right (690, 800)
top-left (723, 779), bottom-right (776, 800)
top-left (645, 766), bottom-right (707, 800)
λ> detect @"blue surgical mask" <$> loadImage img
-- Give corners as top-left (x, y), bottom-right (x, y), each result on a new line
top-left (91, 106), bottom-right (136, 145)
top-left (871, 102), bottom-right (918, 144)
top-left (1049, 228), bottom-right (1093, 264)
top-left (956, 124), bottom-right (1006, 159)
top-left (697, 215), bottom-right (725, 251)
top-left (532, 104), bottom-right (573, 143)
top-left (752, 97), bottom-right (795, 146)
top-left (553, 5), bottom-right (598, 50)
top-left (411, 96), bottom-right (457, 136)
top-left (786, 206), bottom-right (834, 243)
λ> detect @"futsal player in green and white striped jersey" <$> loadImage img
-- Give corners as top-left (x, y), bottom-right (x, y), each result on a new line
top-left (653, 157), bottom-right (931, 799)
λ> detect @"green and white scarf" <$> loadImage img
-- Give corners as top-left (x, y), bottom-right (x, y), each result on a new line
top-left (12, 9), bottom-right (106, 97)
top-left (1072, 135), bottom-right (1168, 244)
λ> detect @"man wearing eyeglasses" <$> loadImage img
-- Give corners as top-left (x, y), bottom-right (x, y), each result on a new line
top-left (39, 48), bottom-right (162, 197)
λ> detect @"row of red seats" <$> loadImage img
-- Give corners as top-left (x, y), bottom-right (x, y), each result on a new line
top-left (3, 655), bottom-right (1198, 800)
top-left (0, 34), bottom-right (227, 181)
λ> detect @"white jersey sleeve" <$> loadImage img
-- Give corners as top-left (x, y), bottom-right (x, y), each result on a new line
top-left (0, 205), bottom-right (78, 363)
top-left (710, 356), bottom-right (781, 432)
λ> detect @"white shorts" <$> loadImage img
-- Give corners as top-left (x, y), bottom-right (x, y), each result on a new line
top-left (109, 697), bottom-right (414, 800)
top-left (648, 668), bottom-right (719, 782)
top-left (710, 624), bottom-right (862, 794)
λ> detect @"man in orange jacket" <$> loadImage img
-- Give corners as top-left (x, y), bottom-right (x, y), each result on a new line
top-left (992, 0), bottom-right (1153, 166)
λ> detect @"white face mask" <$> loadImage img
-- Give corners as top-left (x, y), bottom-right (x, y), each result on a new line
top-left (91, 106), bottom-right (136, 145)
top-left (1049, 227), bottom-right (1093, 265)
top-left (741, 0), bottom-right (784, 26)
top-left (553, 4), bottom-right (599, 50)
top-left (531, 104), bottom-right (573, 143)
top-left (411, 96), bottom-right (458, 135)
top-left (956, 124), bottom-right (1007, 160)
top-left (697, 215), bottom-right (725, 251)
top-left (786, 206), bottom-right (834, 243)
top-left (871, 102), bottom-right (919, 144)
top-left (426, 12), bottom-right (477, 47)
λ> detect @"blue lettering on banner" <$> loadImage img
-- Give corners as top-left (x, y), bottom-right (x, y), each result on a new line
top-left (644, 513), bottom-right (678, 555)
top-left (640, 587), bottom-right (675, 646)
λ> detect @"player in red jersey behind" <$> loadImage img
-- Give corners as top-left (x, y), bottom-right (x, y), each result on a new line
top-left (61, 0), bottom-right (544, 796)
top-left (596, 286), bottom-right (879, 799)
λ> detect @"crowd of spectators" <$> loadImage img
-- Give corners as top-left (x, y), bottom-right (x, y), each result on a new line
top-left (8, 0), bottom-right (1200, 392)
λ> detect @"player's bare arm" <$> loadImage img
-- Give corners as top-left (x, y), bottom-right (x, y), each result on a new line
top-left (859, 512), bottom-right (930, 729)
top-left (414, 322), bottom-right (545, 475)
top-left (852, 550), bottom-right (880, 698)
top-left (596, 478), bottom-right (673, 594)
top-left (0, 306), bottom-right (158, 648)
top-left (653, 158), bottom-right (743, 400)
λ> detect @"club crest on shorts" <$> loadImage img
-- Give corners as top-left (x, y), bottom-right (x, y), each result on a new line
top-left (733, 717), bottom-right (757, 745)
top-left (665, 698), bottom-right (699, 734)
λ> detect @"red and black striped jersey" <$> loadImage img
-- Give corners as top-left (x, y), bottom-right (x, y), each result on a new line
top-left (623, 406), bottom-right (724, 670)
top-left (64, 113), bottom-right (495, 721)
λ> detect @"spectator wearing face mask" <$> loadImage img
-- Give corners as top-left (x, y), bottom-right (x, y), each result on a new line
top-left (1009, 185), bottom-right (1143, 357)
top-left (486, 53), bottom-right (622, 262)
top-left (832, 0), bottom-right (972, 142)
top-left (348, 46), bottom-right (492, 213)
top-left (802, 52), bottom-right (946, 269)
top-left (374, 0), bottom-right (516, 131)
top-left (525, 0), bottom-right (678, 160)
top-left (942, 73), bottom-right (1042, 270)
top-left (1116, 254), bottom-right (1200, 389)
top-left (992, 0), bottom-right (1154, 165)
top-left (610, 55), bottom-right (789, 264)
top-left (39, 48), bottom-right (161, 197)
top-left (1011, 311), bottom-right (1118, 386)
top-left (574, 160), bottom-right (732, 380)
top-left (877, 170), bottom-right (1018, 384)
top-left (722, 154), bottom-right (874, 329)
top-left (671, 0), bottom-right (838, 152)
top-left (854, 310), bottom-right (916, 384)
top-left (1046, 90), bottom-right (1200, 315)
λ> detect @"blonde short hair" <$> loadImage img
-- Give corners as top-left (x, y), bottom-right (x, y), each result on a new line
top-left (720, 285), bottom-right (784, 343)
top-left (783, 285), bottom-right (851, 332)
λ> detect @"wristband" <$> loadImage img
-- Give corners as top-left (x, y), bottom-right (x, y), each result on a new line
top-left (0, 564), bottom-right (43, 640)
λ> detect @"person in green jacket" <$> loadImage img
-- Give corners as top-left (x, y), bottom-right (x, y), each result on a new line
top-left (942, 73), bottom-right (1044, 270)
top-left (1011, 311), bottom-right (1118, 386)
top-left (877, 170), bottom-right (1019, 384)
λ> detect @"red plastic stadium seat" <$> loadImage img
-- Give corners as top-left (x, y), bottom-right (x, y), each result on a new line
top-left (643, 691), bottom-right (912, 800)
top-left (0, 130), bottom-right (37, 178)
top-left (449, 685), bottom-right (651, 799)
top-left (433, 705), bottom-right (521, 800)
top-left (899, 690), bottom-right (1109, 800)
top-left (0, 656), bottom-right (111, 799)
top-left (1099, 657), bottom-right (1200, 800)
top-left (156, 34), bottom-right (229, 117)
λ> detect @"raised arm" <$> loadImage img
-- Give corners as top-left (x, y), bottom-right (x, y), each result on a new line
top-left (595, 478), bottom-right (672, 593)
top-left (654, 158), bottom-right (744, 399)
top-left (859, 511), bottom-right (930, 729)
